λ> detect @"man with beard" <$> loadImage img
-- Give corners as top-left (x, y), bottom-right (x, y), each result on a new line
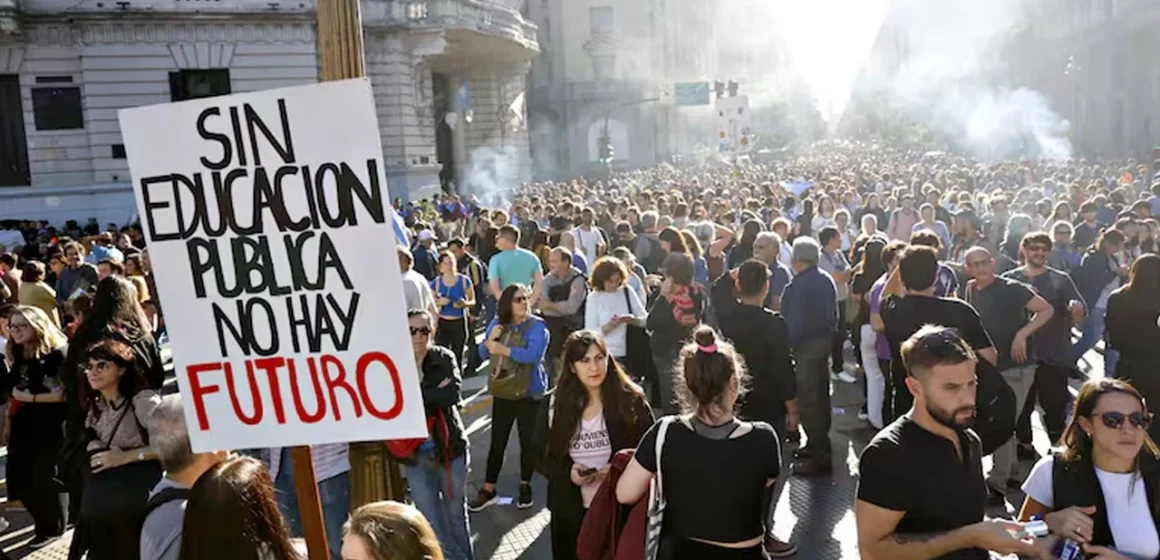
top-left (856, 326), bottom-right (1054, 560)
top-left (879, 246), bottom-right (997, 423)
top-left (1001, 232), bottom-right (1085, 461)
top-left (962, 246), bottom-right (1053, 506)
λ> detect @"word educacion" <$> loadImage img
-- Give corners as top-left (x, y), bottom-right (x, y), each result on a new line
top-left (140, 97), bottom-right (406, 431)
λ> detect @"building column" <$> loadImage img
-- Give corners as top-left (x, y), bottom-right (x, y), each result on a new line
top-left (460, 63), bottom-right (531, 197)
top-left (365, 31), bottom-right (440, 202)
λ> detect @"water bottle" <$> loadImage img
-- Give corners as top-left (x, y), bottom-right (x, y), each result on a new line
top-left (1055, 538), bottom-right (1084, 560)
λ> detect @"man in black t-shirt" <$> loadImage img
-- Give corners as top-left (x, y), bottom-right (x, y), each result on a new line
top-left (879, 246), bottom-right (998, 422)
top-left (856, 326), bottom-right (1053, 560)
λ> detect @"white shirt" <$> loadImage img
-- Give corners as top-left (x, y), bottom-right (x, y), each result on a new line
top-left (573, 226), bottom-right (605, 269)
top-left (402, 269), bottom-right (436, 314)
top-left (584, 287), bottom-right (647, 358)
top-left (570, 414), bottom-right (612, 508)
top-left (1022, 455), bottom-right (1160, 560)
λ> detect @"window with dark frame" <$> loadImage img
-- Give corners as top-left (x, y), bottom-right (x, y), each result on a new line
top-left (169, 69), bottom-right (232, 102)
top-left (31, 86), bottom-right (84, 131)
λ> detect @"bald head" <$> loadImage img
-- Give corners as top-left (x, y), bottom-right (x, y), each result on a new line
top-left (963, 246), bottom-right (995, 280)
top-left (963, 246), bottom-right (991, 263)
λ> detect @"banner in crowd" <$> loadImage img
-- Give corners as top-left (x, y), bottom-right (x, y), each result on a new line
top-left (118, 79), bottom-right (428, 452)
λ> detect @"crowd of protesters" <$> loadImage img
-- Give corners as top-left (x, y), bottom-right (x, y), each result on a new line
top-left (391, 142), bottom-right (1160, 560)
top-left (0, 140), bottom-right (1158, 559)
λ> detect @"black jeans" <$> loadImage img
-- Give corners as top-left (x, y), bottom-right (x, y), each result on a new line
top-left (794, 338), bottom-right (833, 461)
top-left (485, 397), bottom-right (540, 484)
top-left (550, 501), bottom-right (585, 560)
top-left (1015, 362), bottom-right (1073, 446)
top-left (435, 317), bottom-right (468, 368)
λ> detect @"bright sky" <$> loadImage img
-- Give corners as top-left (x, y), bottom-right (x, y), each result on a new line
top-left (773, 0), bottom-right (889, 123)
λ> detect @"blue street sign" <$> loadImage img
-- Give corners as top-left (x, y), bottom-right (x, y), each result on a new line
top-left (674, 82), bottom-right (710, 106)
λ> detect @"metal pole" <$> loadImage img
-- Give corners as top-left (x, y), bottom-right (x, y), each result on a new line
top-left (312, 0), bottom-right (407, 539)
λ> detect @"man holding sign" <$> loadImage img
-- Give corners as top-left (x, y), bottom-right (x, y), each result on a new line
top-left (119, 79), bottom-right (429, 556)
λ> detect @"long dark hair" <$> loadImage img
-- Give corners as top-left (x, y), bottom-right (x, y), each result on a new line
top-left (546, 331), bottom-right (646, 459)
top-left (1059, 378), bottom-right (1160, 463)
top-left (1126, 253), bottom-right (1160, 296)
top-left (859, 238), bottom-right (887, 281)
top-left (78, 337), bottom-right (148, 418)
top-left (180, 456), bottom-right (301, 560)
top-left (496, 283), bottom-right (528, 326)
top-left (76, 276), bottom-right (152, 343)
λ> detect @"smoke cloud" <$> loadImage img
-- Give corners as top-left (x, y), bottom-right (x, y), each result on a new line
top-left (846, 0), bottom-right (1073, 160)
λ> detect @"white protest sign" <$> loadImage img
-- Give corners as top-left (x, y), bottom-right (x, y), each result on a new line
top-left (118, 78), bottom-right (428, 452)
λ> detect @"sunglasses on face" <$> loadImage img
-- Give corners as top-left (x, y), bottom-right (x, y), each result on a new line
top-left (916, 327), bottom-right (974, 361)
top-left (410, 326), bottom-right (432, 337)
top-left (84, 360), bottom-right (112, 372)
top-left (1094, 411), bottom-right (1152, 430)
top-left (512, 295), bottom-right (528, 304)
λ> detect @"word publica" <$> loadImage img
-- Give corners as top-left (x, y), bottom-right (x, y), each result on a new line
top-left (140, 98), bottom-right (387, 242)
top-left (185, 351), bottom-right (404, 431)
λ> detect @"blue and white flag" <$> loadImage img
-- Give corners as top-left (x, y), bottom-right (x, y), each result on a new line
top-left (392, 210), bottom-right (411, 248)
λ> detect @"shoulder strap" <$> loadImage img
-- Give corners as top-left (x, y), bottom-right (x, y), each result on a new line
top-left (623, 286), bottom-right (633, 314)
top-left (140, 487), bottom-right (192, 531)
top-left (653, 417), bottom-right (675, 499)
top-left (102, 400), bottom-right (135, 449)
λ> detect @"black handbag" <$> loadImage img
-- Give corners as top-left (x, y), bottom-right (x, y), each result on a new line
top-left (622, 288), bottom-right (658, 384)
top-left (69, 399), bottom-right (162, 560)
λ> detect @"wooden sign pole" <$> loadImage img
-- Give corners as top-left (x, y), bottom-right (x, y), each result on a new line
top-left (290, 446), bottom-right (329, 560)
top-left (294, 3), bottom-right (403, 559)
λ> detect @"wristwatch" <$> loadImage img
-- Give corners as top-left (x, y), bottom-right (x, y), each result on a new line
top-left (137, 450), bottom-right (145, 462)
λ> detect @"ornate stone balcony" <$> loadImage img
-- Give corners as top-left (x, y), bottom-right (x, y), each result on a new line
top-left (362, 0), bottom-right (538, 62)
top-left (0, 0), bottom-right (20, 35)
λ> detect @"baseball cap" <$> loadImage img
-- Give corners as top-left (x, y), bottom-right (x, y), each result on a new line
top-left (418, 230), bottom-right (436, 241)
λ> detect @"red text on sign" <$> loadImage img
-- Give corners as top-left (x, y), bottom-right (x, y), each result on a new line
top-left (185, 351), bottom-right (404, 431)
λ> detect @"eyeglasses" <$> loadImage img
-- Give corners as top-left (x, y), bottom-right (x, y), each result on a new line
top-left (410, 326), bottom-right (432, 337)
top-left (513, 295), bottom-right (528, 304)
top-left (1094, 411), bottom-right (1152, 430)
top-left (84, 360), bottom-right (111, 372)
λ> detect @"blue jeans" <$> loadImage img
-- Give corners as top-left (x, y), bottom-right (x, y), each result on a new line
top-left (1070, 307), bottom-right (1119, 377)
top-left (273, 449), bottom-right (350, 560)
top-left (403, 450), bottom-right (474, 560)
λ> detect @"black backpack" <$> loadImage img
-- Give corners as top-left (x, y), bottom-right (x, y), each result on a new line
top-left (974, 357), bottom-right (1017, 456)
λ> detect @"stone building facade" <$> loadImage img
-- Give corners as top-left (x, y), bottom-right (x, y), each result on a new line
top-left (0, 0), bottom-right (537, 224)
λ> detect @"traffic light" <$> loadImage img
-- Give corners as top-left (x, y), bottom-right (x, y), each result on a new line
top-left (598, 136), bottom-right (614, 163)
top-left (728, 80), bottom-right (739, 97)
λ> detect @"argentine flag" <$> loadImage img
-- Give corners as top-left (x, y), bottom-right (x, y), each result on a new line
top-left (392, 210), bottom-right (411, 248)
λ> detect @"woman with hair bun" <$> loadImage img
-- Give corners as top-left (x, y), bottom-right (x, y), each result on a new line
top-left (615, 326), bottom-right (784, 559)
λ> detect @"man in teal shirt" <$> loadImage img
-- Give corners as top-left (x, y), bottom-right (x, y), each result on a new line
top-left (488, 224), bottom-right (544, 307)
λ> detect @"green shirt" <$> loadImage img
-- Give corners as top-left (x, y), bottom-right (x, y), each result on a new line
top-left (488, 248), bottom-right (541, 290)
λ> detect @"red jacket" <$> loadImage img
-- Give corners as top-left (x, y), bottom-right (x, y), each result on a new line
top-left (576, 449), bottom-right (648, 560)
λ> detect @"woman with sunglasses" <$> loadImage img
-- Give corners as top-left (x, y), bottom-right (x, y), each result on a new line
top-left (431, 250), bottom-right (475, 367)
top-left (1018, 379), bottom-right (1160, 560)
top-left (399, 310), bottom-right (473, 560)
top-left (470, 283), bottom-right (549, 512)
top-left (4, 305), bottom-right (68, 548)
